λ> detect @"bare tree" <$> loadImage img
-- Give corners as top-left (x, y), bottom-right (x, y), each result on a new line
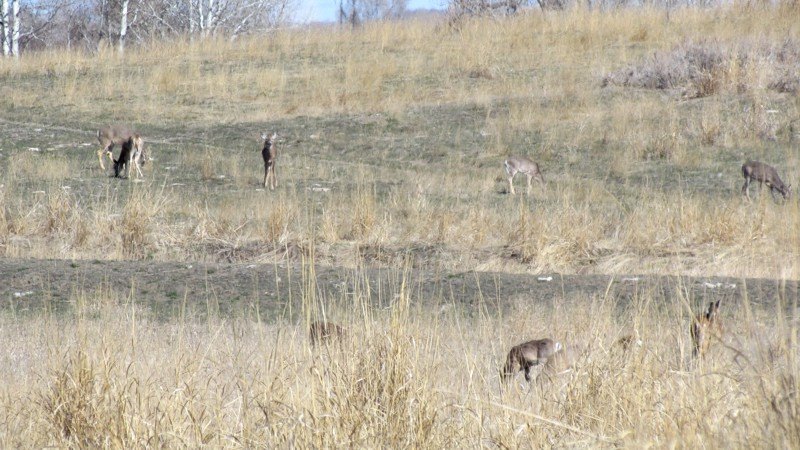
top-left (10, 0), bottom-right (18, 56)
top-left (447, 0), bottom-right (531, 26)
top-left (1, 0), bottom-right (9, 56)
top-left (119, 0), bottom-right (128, 52)
top-left (339, 0), bottom-right (407, 26)
top-left (0, 0), bottom-right (294, 55)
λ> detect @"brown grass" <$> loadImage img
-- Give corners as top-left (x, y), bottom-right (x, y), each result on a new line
top-left (0, 8), bottom-right (798, 445)
top-left (0, 284), bottom-right (797, 447)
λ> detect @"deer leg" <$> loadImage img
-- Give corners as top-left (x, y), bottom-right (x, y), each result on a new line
top-left (263, 163), bottom-right (269, 188)
top-left (133, 158), bottom-right (144, 178)
top-left (507, 173), bottom-right (516, 195)
top-left (524, 364), bottom-right (532, 382)
top-left (526, 174), bottom-right (532, 195)
top-left (266, 166), bottom-right (275, 190)
top-left (741, 178), bottom-right (750, 200)
top-left (98, 146), bottom-right (111, 171)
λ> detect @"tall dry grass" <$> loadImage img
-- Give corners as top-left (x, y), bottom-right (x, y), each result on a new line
top-left (0, 276), bottom-right (798, 447)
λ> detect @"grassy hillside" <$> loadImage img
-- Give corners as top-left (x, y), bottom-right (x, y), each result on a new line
top-left (0, 7), bottom-right (799, 277)
top-left (0, 7), bottom-right (799, 447)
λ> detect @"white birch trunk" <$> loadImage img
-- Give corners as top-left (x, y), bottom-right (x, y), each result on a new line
top-left (10, 0), bottom-right (18, 57)
top-left (119, 0), bottom-right (129, 53)
top-left (205, 0), bottom-right (215, 35)
top-left (1, 0), bottom-right (8, 56)
top-left (198, 0), bottom-right (204, 33)
top-left (189, 0), bottom-right (195, 35)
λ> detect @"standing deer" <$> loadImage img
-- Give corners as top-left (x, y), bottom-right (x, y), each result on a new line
top-left (691, 300), bottom-right (723, 359)
top-left (741, 160), bottom-right (792, 201)
top-left (97, 125), bottom-right (138, 172)
top-left (309, 321), bottom-right (346, 346)
top-left (501, 338), bottom-right (561, 382)
top-left (260, 132), bottom-right (278, 190)
top-left (504, 156), bottom-right (544, 195)
top-left (113, 134), bottom-right (146, 179)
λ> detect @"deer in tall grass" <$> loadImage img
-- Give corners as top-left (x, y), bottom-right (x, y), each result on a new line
top-left (260, 132), bottom-right (278, 190)
top-left (501, 338), bottom-right (561, 382)
top-left (691, 300), bottom-right (723, 359)
top-left (309, 321), bottom-right (346, 346)
top-left (113, 134), bottom-right (146, 179)
top-left (504, 156), bottom-right (544, 195)
top-left (741, 160), bottom-right (792, 201)
top-left (97, 125), bottom-right (139, 172)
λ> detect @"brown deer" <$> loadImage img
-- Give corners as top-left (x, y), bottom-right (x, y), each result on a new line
top-left (501, 338), bottom-right (561, 382)
top-left (113, 134), bottom-right (146, 179)
top-left (97, 125), bottom-right (139, 172)
top-left (691, 300), bottom-right (723, 359)
top-left (504, 156), bottom-right (544, 195)
top-left (309, 321), bottom-right (346, 345)
top-left (260, 132), bottom-right (278, 190)
top-left (741, 160), bottom-right (792, 201)
top-left (541, 345), bottom-right (579, 380)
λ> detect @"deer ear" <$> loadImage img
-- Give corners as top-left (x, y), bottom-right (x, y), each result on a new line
top-left (260, 132), bottom-right (267, 141)
top-left (271, 132), bottom-right (278, 140)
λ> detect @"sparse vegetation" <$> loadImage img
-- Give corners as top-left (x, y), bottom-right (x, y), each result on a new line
top-left (0, 5), bottom-right (798, 447)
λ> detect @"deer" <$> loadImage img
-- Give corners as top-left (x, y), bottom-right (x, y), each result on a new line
top-left (541, 345), bottom-right (579, 380)
top-left (691, 300), bottom-right (723, 359)
top-left (504, 156), bottom-right (544, 195)
top-left (501, 338), bottom-right (561, 383)
top-left (260, 132), bottom-right (278, 190)
top-left (741, 160), bottom-right (792, 201)
top-left (113, 134), bottom-right (146, 179)
top-left (97, 125), bottom-right (139, 172)
top-left (309, 321), bottom-right (346, 346)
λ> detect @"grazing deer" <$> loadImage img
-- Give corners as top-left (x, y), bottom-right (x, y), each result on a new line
top-left (113, 134), bottom-right (146, 179)
top-left (501, 338), bottom-right (561, 382)
top-left (309, 321), bottom-right (346, 346)
top-left (260, 132), bottom-right (278, 190)
top-left (691, 300), bottom-right (723, 359)
top-left (541, 345), bottom-right (579, 380)
top-left (97, 125), bottom-right (138, 172)
top-left (741, 160), bottom-right (792, 201)
top-left (504, 156), bottom-right (544, 195)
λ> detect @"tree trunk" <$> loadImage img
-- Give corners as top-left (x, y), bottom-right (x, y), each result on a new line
top-left (198, 0), bottom-right (204, 33)
top-left (10, 0), bottom-right (17, 57)
top-left (1, 0), bottom-right (8, 57)
top-left (189, 0), bottom-right (195, 35)
top-left (206, 0), bottom-right (215, 35)
top-left (119, 0), bottom-right (129, 53)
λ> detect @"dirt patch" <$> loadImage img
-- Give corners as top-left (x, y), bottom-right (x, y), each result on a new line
top-left (1, 258), bottom-right (796, 320)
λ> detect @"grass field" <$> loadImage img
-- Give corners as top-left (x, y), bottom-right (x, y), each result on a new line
top-left (0, 5), bottom-right (799, 447)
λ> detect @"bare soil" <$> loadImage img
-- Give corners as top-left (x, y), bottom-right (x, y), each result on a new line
top-left (1, 257), bottom-right (796, 320)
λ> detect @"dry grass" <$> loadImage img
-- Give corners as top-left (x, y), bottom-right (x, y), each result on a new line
top-left (0, 7), bottom-right (800, 277)
top-left (0, 8), bottom-right (799, 445)
top-left (0, 283), bottom-right (798, 447)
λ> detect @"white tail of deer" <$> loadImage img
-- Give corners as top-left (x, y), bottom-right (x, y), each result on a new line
top-left (504, 156), bottom-right (544, 195)
top-left (97, 125), bottom-right (138, 172)
top-left (741, 160), bottom-right (792, 201)
top-left (261, 132), bottom-right (278, 190)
